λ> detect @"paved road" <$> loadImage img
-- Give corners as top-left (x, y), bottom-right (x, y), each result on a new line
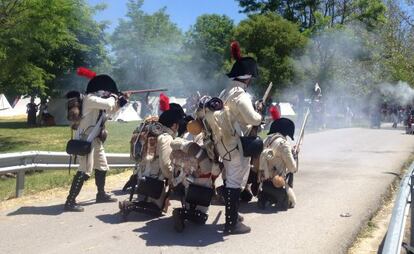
top-left (1, 127), bottom-right (414, 254)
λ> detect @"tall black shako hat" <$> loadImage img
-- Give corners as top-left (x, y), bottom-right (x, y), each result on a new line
top-left (77, 67), bottom-right (119, 94)
top-left (227, 41), bottom-right (259, 79)
top-left (159, 109), bottom-right (182, 128)
top-left (268, 118), bottom-right (295, 140)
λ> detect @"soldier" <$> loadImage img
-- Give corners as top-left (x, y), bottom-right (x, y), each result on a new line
top-left (258, 118), bottom-right (297, 210)
top-left (64, 74), bottom-right (128, 212)
top-left (26, 97), bottom-right (38, 127)
top-left (170, 136), bottom-right (221, 232)
top-left (215, 41), bottom-right (263, 235)
top-left (119, 109), bottom-right (182, 217)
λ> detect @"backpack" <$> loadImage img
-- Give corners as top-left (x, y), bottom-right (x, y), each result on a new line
top-left (66, 91), bottom-right (84, 130)
top-left (130, 116), bottom-right (166, 162)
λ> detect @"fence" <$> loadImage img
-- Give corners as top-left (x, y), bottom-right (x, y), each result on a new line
top-left (382, 162), bottom-right (414, 254)
top-left (0, 151), bottom-right (135, 198)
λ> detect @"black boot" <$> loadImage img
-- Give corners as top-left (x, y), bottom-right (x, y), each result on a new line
top-left (172, 208), bottom-right (185, 233)
top-left (223, 188), bottom-right (251, 235)
top-left (64, 171), bottom-right (89, 212)
top-left (95, 169), bottom-right (117, 203)
top-left (186, 208), bottom-right (208, 225)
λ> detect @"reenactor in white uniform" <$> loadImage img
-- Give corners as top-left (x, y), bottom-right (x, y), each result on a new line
top-left (258, 118), bottom-right (297, 210)
top-left (119, 109), bottom-right (182, 218)
top-left (214, 41), bottom-right (263, 235)
top-left (64, 74), bottom-right (128, 212)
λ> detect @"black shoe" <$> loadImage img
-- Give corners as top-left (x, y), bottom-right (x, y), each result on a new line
top-left (64, 202), bottom-right (84, 212)
top-left (173, 209), bottom-right (185, 233)
top-left (224, 222), bottom-right (251, 235)
top-left (96, 192), bottom-right (117, 203)
top-left (238, 214), bottom-right (244, 222)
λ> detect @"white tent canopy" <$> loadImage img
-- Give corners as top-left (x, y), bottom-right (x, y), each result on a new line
top-left (0, 94), bottom-right (11, 110)
top-left (111, 101), bottom-right (142, 122)
top-left (0, 96), bottom-right (40, 117)
top-left (273, 102), bottom-right (296, 116)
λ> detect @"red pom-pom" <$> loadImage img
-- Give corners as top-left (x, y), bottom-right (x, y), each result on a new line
top-left (230, 41), bottom-right (242, 60)
top-left (159, 93), bottom-right (170, 112)
top-left (77, 67), bottom-right (96, 80)
top-left (269, 105), bottom-right (281, 120)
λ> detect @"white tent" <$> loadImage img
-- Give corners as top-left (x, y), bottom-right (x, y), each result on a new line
top-left (111, 101), bottom-right (142, 122)
top-left (47, 98), bottom-right (69, 125)
top-left (169, 97), bottom-right (187, 107)
top-left (0, 96), bottom-right (40, 117)
top-left (0, 94), bottom-right (11, 110)
top-left (278, 102), bottom-right (296, 116)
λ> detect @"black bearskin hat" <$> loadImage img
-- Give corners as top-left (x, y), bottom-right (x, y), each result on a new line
top-left (86, 74), bottom-right (119, 94)
top-left (268, 118), bottom-right (295, 140)
top-left (159, 109), bottom-right (182, 128)
top-left (169, 103), bottom-right (185, 118)
top-left (227, 41), bottom-right (258, 79)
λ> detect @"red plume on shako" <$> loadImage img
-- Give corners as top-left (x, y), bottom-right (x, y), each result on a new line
top-left (269, 105), bottom-right (281, 120)
top-left (159, 93), bottom-right (170, 112)
top-left (76, 67), bottom-right (97, 80)
top-left (230, 41), bottom-right (242, 60)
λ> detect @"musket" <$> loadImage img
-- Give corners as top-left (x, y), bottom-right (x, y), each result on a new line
top-left (262, 82), bottom-right (273, 105)
top-left (294, 107), bottom-right (310, 154)
top-left (122, 88), bottom-right (168, 95)
top-left (248, 82), bottom-right (274, 136)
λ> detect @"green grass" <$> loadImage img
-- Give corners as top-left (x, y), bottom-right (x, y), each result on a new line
top-left (0, 119), bottom-right (138, 153)
top-left (0, 119), bottom-right (138, 201)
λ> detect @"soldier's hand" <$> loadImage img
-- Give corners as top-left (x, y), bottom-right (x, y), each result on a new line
top-left (255, 100), bottom-right (264, 112)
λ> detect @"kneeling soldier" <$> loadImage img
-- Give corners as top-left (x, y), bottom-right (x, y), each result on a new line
top-left (119, 109), bottom-right (181, 218)
top-left (258, 118), bottom-right (297, 210)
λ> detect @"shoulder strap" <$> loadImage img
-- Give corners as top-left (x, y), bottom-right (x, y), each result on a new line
top-left (86, 111), bottom-right (105, 142)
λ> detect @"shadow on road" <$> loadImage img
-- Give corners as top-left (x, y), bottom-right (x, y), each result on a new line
top-left (96, 211), bottom-right (161, 224)
top-left (7, 204), bottom-right (65, 216)
top-left (239, 201), bottom-right (284, 214)
top-left (133, 216), bottom-right (225, 247)
top-left (6, 199), bottom-right (98, 216)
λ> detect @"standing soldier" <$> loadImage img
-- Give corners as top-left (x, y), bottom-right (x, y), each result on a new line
top-left (258, 118), bottom-right (297, 210)
top-left (216, 41), bottom-right (263, 235)
top-left (64, 74), bottom-right (128, 212)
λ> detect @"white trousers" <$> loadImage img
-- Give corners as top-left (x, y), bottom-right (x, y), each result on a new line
top-left (78, 139), bottom-right (109, 175)
top-left (223, 150), bottom-right (251, 189)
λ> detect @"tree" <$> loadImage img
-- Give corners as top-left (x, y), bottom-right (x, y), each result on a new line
top-left (0, 0), bottom-right (107, 97)
top-left (184, 14), bottom-right (235, 93)
top-left (233, 13), bottom-right (308, 92)
top-left (110, 0), bottom-right (184, 92)
top-left (236, 0), bottom-right (386, 30)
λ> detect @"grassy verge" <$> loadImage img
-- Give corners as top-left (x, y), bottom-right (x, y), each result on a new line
top-left (0, 119), bottom-right (138, 201)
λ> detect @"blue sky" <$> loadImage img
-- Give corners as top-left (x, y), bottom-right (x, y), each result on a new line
top-left (87, 0), bottom-right (246, 32)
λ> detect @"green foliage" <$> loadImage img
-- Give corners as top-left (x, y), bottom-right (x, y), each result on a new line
top-left (237, 0), bottom-right (387, 30)
top-left (0, 0), bottom-right (107, 97)
top-left (184, 14), bottom-right (235, 93)
top-left (233, 13), bottom-right (308, 92)
top-left (111, 0), bottom-right (184, 91)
